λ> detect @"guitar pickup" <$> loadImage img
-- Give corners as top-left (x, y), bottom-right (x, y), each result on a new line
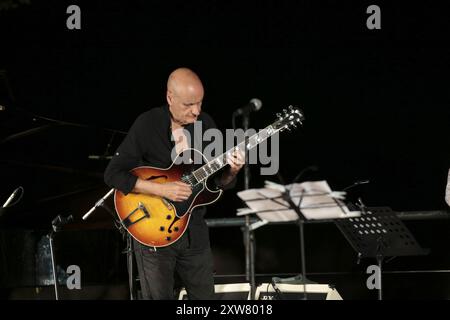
top-left (162, 198), bottom-right (173, 211)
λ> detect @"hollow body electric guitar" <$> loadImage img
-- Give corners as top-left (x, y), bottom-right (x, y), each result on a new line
top-left (114, 106), bottom-right (304, 247)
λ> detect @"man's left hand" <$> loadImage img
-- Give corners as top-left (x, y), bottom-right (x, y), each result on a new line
top-left (226, 148), bottom-right (245, 175)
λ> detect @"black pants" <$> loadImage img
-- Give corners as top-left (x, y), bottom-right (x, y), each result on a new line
top-left (133, 233), bottom-right (215, 300)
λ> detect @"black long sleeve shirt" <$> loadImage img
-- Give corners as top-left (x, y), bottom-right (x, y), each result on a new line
top-left (104, 105), bottom-right (235, 249)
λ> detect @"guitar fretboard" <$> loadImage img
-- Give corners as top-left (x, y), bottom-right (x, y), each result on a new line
top-left (191, 125), bottom-right (279, 184)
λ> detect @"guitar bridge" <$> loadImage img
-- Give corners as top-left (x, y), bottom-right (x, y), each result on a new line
top-left (121, 202), bottom-right (151, 228)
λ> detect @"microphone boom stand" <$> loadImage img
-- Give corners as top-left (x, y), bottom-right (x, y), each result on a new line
top-left (82, 189), bottom-right (136, 300)
top-left (243, 114), bottom-right (256, 300)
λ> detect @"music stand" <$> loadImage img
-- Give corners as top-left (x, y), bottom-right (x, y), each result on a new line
top-left (279, 186), bottom-right (312, 300)
top-left (334, 206), bottom-right (429, 300)
top-left (237, 180), bottom-right (358, 300)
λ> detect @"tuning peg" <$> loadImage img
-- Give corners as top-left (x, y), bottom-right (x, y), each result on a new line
top-left (296, 109), bottom-right (305, 120)
top-left (276, 113), bottom-right (282, 118)
top-left (283, 109), bottom-right (287, 114)
top-left (289, 106), bottom-right (294, 112)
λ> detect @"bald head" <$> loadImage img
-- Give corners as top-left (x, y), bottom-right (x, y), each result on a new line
top-left (167, 68), bottom-right (204, 97)
top-left (166, 68), bottom-right (204, 127)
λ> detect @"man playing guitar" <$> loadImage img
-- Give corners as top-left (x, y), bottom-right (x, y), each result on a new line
top-left (104, 68), bottom-right (244, 300)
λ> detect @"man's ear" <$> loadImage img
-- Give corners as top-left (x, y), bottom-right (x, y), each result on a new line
top-left (166, 90), bottom-right (172, 106)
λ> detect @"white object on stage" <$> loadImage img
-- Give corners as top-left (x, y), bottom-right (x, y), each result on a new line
top-left (255, 283), bottom-right (343, 300)
top-left (236, 180), bottom-right (360, 222)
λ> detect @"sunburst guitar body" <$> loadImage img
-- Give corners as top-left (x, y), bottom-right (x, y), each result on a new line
top-left (114, 148), bottom-right (222, 247)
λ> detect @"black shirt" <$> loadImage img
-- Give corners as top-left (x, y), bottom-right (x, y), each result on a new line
top-left (104, 105), bottom-right (235, 249)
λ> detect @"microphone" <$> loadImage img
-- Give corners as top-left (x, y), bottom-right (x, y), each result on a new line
top-left (343, 180), bottom-right (370, 192)
top-left (233, 98), bottom-right (262, 116)
top-left (82, 188), bottom-right (115, 220)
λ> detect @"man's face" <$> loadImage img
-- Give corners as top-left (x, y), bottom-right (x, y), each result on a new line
top-left (167, 85), bottom-right (203, 126)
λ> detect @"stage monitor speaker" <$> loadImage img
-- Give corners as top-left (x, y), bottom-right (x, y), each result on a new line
top-left (178, 283), bottom-right (251, 300)
top-left (255, 283), bottom-right (343, 300)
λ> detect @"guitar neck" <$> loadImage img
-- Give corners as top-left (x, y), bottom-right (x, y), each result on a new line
top-left (192, 124), bottom-right (281, 183)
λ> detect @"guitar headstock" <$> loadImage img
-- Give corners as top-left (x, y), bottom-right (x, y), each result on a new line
top-left (272, 106), bottom-right (305, 132)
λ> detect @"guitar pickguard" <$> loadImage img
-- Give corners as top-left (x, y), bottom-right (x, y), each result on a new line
top-left (171, 182), bottom-right (207, 218)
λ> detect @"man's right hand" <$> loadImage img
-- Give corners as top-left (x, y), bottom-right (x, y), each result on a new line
top-left (160, 181), bottom-right (192, 202)
top-left (133, 178), bottom-right (192, 202)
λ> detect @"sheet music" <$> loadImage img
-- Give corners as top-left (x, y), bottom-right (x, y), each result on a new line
top-left (237, 180), bottom-right (361, 222)
top-left (256, 209), bottom-right (300, 222)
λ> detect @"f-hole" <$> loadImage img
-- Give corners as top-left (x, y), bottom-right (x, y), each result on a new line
top-left (168, 216), bottom-right (180, 234)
